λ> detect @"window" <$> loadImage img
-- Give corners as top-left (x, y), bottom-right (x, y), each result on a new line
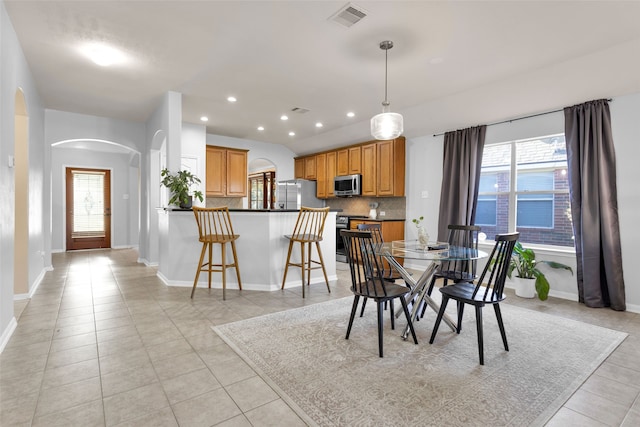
top-left (477, 134), bottom-right (573, 248)
top-left (249, 171), bottom-right (275, 209)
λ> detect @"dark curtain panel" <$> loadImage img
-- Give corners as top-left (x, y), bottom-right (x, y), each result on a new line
top-left (437, 125), bottom-right (486, 241)
top-left (564, 99), bottom-right (625, 310)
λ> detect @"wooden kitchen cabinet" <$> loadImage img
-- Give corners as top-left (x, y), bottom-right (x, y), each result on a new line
top-left (326, 151), bottom-right (336, 198)
top-left (315, 153), bottom-right (327, 198)
top-left (336, 149), bottom-right (349, 176)
top-left (294, 158), bottom-right (305, 179)
top-left (304, 156), bottom-right (317, 180)
top-left (348, 146), bottom-right (361, 174)
top-left (377, 137), bottom-right (405, 197)
top-left (349, 219), bottom-right (405, 266)
top-left (361, 143), bottom-right (377, 196)
top-left (206, 146), bottom-right (248, 197)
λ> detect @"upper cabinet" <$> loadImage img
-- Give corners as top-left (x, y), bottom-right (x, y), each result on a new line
top-left (294, 158), bottom-right (305, 179)
top-left (336, 149), bottom-right (349, 176)
top-left (361, 143), bottom-right (377, 196)
top-left (348, 146), bottom-right (362, 174)
top-left (293, 136), bottom-right (405, 199)
top-left (377, 138), bottom-right (405, 197)
top-left (206, 146), bottom-right (248, 197)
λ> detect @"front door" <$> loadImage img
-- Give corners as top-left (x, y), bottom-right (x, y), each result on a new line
top-left (66, 167), bottom-right (111, 250)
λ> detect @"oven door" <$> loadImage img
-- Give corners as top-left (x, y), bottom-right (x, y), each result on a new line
top-left (336, 223), bottom-right (348, 262)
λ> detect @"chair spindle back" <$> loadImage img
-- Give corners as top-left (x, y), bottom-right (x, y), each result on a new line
top-left (472, 232), bottom-right (519, 301)
top-left (193, 206), bottom-right (235, 241)
top-left (291, 207), bottom-right (329, 241)
top-left (341, 229), bottom-right (388, 298)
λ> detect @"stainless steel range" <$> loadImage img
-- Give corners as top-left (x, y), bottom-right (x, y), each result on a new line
top-left (336, 215), bottom-right (370, 262)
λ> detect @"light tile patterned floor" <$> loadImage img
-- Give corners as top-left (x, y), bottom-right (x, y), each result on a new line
top-left (1, 248), bottom-right (639, 426)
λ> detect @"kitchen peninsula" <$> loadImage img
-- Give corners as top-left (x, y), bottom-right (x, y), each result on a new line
top-left (157, 208), bottom-right (337, 292)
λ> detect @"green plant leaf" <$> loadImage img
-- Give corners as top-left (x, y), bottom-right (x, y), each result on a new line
top-left (535, 273), bottom-right (550, 301)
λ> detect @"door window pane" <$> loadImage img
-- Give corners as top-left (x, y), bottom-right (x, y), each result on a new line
top-left (72, 171), bottom-right (105, 237)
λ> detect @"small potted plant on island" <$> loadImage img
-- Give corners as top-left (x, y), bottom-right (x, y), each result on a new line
top-left (509, 241), bottom-right (573, 300)
top-left (160, 168), bottom-right (204, 209)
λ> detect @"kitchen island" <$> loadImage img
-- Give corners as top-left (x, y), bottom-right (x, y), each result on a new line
top-left (157, 209), bottom-right (337, 292)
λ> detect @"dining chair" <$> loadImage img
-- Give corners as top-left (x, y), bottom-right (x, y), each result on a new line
top-left (191, 206), bottom-right (242, 300)
top-left (281, 206), bottom-right (331, 298)
top-left (421, 224), bottom-right (480, 319)
top-left (429, 232), bottom-right (519, 365)
top-left (341, 229), bottom-right (418, 357)
top-left (356, 223), bottom-right (406, 318)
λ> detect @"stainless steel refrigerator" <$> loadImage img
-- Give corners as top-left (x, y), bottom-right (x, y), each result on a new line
top-left (276, 179), bottom-right (324, 209)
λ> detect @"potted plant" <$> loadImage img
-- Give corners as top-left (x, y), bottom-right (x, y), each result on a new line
top-left (160, 168), bottom-right (204, 208)
top-left (508, 242), bottom-right (573, 300)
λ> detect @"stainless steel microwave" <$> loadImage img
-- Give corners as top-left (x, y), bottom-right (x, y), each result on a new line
top-left (334, 174), bottom-right (361, 197)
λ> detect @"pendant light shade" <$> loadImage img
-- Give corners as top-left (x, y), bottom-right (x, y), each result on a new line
top-left (371, 40), bottom-right (403, 140)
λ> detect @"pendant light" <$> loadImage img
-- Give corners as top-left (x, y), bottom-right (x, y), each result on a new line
top-left (371, 40), bottom-right (403, 140)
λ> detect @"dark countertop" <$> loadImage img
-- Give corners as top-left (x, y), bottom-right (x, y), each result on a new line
top-left (164, 208), bottom-right (343, 213)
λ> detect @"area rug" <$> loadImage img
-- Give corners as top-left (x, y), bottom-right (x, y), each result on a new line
top-left (212, 297), bottom-right (627, 427)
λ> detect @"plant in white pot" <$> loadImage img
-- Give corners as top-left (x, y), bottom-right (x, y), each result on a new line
top-left (508, 242), bottom-right (573, 300)
top-left (160, 168), bottom-right (204, 208)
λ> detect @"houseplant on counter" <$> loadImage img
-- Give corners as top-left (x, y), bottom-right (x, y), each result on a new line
top-left (508, 241), bottom-right (573, 300)
top-left (160, 168), bottom-right (204, 208)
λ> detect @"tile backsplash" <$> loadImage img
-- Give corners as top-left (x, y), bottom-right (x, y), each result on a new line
top-left (327, 196), bottom-right (406, 219)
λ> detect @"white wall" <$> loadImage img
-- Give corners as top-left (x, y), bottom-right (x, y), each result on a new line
top-left (181, 122), bottom-right (206, 207)
top-left (50, 147), bottom-right (140, 251)
top-left (404, 93), bottom-right (640, 311)
top-left (0, 1), bottom-right (46, 350)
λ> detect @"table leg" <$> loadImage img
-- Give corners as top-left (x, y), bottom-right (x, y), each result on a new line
top-left (383, 255), bottom-right (457, 338)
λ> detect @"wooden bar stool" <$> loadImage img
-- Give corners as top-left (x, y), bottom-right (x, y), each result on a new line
top-left (192, 206), bottom-right (241, 300)
top-left (281, 206), bottom-right (330, 298)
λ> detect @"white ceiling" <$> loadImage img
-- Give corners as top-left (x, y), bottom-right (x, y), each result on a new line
top-left (5, 1), bottom-right (640, 155)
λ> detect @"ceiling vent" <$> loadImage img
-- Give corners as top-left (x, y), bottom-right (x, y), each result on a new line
top-left (329, 3), bottom-right (367, 28)
top-left (291, 107), bottom-right (310, 114)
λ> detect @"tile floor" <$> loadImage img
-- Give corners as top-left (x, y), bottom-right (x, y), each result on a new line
top-left (1, 248), bottom-right (639, 426)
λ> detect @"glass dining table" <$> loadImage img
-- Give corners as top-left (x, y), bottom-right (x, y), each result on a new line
top-left (376, 240), bottom-right (488, 340)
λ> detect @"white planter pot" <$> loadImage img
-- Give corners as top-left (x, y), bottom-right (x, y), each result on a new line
top-left (512, 276), bottom-right (536, 298)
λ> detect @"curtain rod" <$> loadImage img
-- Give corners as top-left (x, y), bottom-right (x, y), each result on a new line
top-left (432, 98), bottom-right (612, 137)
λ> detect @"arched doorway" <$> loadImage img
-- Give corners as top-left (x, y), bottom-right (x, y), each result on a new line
top-left (248, 158), bottom-right (276, 210)
top-left (14, 89), bottom-right (29, 296)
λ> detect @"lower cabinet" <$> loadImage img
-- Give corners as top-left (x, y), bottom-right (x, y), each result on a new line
top-left (350, 220), bottom-right (405, 267)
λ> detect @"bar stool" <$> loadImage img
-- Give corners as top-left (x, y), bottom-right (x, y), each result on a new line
top-left (192, 206), bottom-right (242, 300)
top-left (281, 206), bottom-right (330, 298)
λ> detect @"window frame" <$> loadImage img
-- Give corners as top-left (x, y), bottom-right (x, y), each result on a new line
top-left (477, 133), bottom-right (574, 251)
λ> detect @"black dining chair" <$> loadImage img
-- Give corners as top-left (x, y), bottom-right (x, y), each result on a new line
top-left (341, 229), bottom-right (418, 357)
top-left (426, 224), bottom-right (481, 296)
top-left (355, 223), bottom-right (406, 317)
top-left (429, 232), bottom-right (519, 365)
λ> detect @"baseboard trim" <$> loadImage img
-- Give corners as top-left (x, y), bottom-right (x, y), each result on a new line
top-left (0, 317), bottom-right (18, 354)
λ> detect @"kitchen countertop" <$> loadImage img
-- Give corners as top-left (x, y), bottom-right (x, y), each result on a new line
top-left (163, 208), bottom-right (342, 213)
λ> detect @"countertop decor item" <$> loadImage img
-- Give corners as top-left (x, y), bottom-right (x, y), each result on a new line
top-left (160, 168), bottom-right (204, 208)
top-left (412, 216), bottom-right (429, 245)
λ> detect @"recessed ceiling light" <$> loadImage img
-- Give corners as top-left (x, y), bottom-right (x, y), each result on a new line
top-left (81, 42), bottom-right (126, 67)
top-left (200, 116), bottom-right (209, 122)
top-left (227, 96), bottom-right (237, 102)
top-left (281, 115), bottom-right (289, 121)
top-left (257, 126), bottom-right (265, 131)
top-left (289, 131), bottom-right (295, 136)
top-left (347, 112), bottom-right (355, 118)
top-left (315, 122), bottom-right (323, 128)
